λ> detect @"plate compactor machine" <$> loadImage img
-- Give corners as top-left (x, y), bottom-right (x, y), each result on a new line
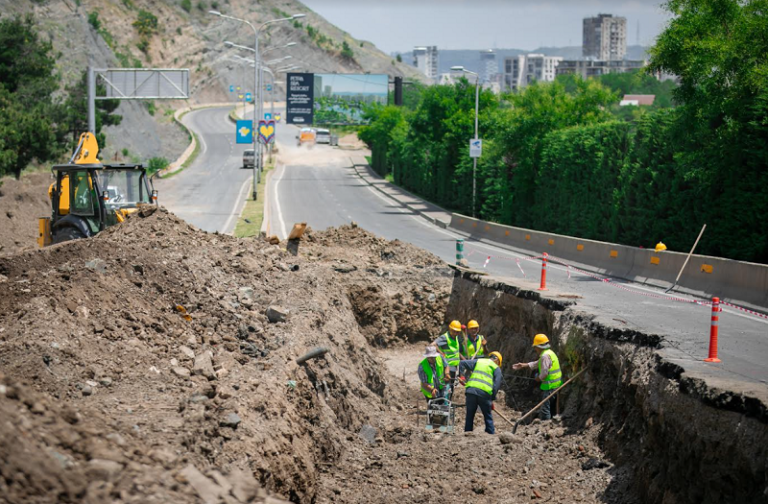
top-left (38, 133), bottom-right (158, 247)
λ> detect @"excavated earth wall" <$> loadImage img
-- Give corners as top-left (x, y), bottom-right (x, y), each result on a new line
top-left (448, 271), bottom-right (768, 504)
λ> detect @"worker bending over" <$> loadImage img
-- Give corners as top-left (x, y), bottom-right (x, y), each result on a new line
top-left (512, 334), bottom-right (562, 420)
top-left (418, 346), bottom-right (451, 402)
top-left (459, 351), bottom-right (503, 434)
top-left (433, 320), bottom-right (466, 382)
top-left (462, 319), bottom-right (487, 359)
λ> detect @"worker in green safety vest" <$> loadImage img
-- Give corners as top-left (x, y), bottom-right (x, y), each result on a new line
top-left (462, 319), bottom-right (487, 359)
top-left (417, 345), bottom-right (451, 402)
top-left (432, 320), bottom-right (466, 383)
top-left (458, 351), bottom-right (503, 434)
top-left (512, 333), bottom-right (563, 420)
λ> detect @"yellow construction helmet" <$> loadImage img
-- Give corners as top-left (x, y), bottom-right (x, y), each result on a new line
top-left (532, 334), bottom-right (549, 347)
top-left (449, 320), bottom-right (462, 331)
top-left (467, 320), bottom-right (479, 329)
top-left (655, 242), bottom-right (667, 252)
top-left (489, 351), bottom-right (502, 366)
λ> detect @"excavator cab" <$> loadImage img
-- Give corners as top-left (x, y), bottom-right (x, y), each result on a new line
top-left (39, 133), bottom-right (158, 246)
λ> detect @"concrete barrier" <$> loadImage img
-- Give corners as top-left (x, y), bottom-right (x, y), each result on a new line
top-left (449, 213), bottom-right (768, 311)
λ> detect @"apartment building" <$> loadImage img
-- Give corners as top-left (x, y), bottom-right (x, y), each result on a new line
top-left (480, 50), bottom-right (497, 84)
top-left (583, 14), bottom-right (627, 61)
top-left (503, 54), bottom-right (563, 92)
top-left (413, 46), bottom-right (439, 81)
top-left (556, 59), bottom-right (645, 79)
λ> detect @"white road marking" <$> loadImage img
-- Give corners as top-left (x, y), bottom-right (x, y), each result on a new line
top-left (222, 177), bottom-right (252, 235)
top-left (273, 163), bottom-right (288, 240)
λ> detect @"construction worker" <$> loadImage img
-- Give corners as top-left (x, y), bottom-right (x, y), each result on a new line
top-left (459, 351), bottom-right (503, 434)
top-left (418, 345), bottom-right (451, 402)
top-left (433, 320), bottom-right (466, 382)
top-left (462, 319), bottom-right (487, 359)
top-left (512, 334), bottom-right (562, 420)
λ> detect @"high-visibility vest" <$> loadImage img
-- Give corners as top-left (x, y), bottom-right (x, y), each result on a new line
top-left (420, 357), bottom-right (446, 398)
top-left (438, 332), bottom-right (461, 367)
top-left (539, 349), bottom-right (562, 391)
top-left (465, 358), bottom-right (498, 395)
top-left (464, 335), bottom-right (485, 358)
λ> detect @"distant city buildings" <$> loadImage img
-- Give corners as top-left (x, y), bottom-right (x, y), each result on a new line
top-left (556, 59), bottom-right (645, 79)
top-left (503, 54), bottom-right (562, 92)
top-left (480, 50), bottom-right (497, 83)
top-left (583, 14), bottom-right (627, 61)
top-left (413, 46), bottom-right (439, 81)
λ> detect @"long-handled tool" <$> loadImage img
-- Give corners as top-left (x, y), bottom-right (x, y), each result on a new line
top-left (664, 224), bottom-right (707, 294)
top-left (492, 404), bottom-right (516, 427)
top-left (512, 369), bottom-right (585, 434)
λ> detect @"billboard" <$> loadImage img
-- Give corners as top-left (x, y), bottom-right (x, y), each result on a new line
top-left (286, 73), bottom-right (389, 125)
top-left (286, 73), bottom-right (314, 125)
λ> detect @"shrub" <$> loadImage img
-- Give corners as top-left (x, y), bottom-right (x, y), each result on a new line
top-left (133, 10), bottom-right (158, 36)
top-left (147, 157), bottom-right (169, 175)
top-left (181, 0), bottom-right (191, 12)
top-left (87, 11), bottom-right (100, 30)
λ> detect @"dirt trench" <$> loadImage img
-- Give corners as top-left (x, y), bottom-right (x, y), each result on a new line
top-left (447, 271), bottom-right (768, 504)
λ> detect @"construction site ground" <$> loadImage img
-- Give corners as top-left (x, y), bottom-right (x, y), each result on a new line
top-left (0, 202), bottom-right (625, 503)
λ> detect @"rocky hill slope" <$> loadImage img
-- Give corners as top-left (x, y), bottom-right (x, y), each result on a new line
top-left (1, 0), bottom-right (421, 161)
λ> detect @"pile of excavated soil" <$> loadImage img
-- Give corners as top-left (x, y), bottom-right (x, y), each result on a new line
top-left (0, 208), bottom-right (618, 503)
top-left (0, 172), bottom-right (52, 256)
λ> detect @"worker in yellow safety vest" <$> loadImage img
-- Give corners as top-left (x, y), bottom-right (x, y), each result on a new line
top-left (433, 320), bottom-right (466, 382)
top-left (512, 334), bottom-right (562, 420)
top-left (462, 319), bottom-right (487, 359)
top-left (418, 345), bottom-right (451, 402)
top-left (459, 351), bottom-right (503, 434)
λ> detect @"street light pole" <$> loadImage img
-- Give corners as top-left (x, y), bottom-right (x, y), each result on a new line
top-left (452, 66), bottom-right (480, 217)
top-left (210, 11), bottom-right (304, 200)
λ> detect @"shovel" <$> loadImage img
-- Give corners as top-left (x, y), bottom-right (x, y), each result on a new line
top-left (664, 224), bottom-right (706, 294)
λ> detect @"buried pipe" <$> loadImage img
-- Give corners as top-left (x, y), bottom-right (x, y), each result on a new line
top-left (512, 369), bottom-right (585, 434)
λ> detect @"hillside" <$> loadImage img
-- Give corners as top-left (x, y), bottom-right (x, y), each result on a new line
top-left (0, 0), bottom-right (422, 161)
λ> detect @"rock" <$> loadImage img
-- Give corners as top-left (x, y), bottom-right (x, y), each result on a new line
top-left (582, 458), bottom-right (610, 471)
top-left (358, 424), bottom-right (377, 444)
top-left (179, 464), bottom-right (223, 504)
top-left (458, 258), bottom-right (469, 268)
top-left (172, 367), bottom-right (191, 378)
top-left (99, 377), bottom-right (113, 387)
top-left (170, 358), bottom-right (179, 367)
top-left (81, 385), bottom-right (93, 396)
top-left (136, 203), bottom-right (157, 217)
top-left (333, 264), bottom-right (357, 273)
top-left (30, 402), bottom-right (46, 414)
top-left (179, 345), bottom-right (195, 359)
top-left (85, 258), bottom-right (108, 274)
top-left (86, 459), bottom-right (123, 482)
top-left (499, 432), bottom-right (516, 445)
top-left (228, 468), bottom-right (260, 502)
top-left (533, 489), bottom-right (543, 499)
top-left (396, 451), bottom-right (410, 459)
top-left (192, 352), bottom-right (216, 380)
top-left (220, 412), bottom-right (241, 429)
top-left (266, 306), bottom-right (289, 323)
top-left (585, 417), bottom-right (593, 428)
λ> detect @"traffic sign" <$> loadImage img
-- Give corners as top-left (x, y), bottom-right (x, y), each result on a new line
top-left (245, 92), bottom-right (252, 102)
top-left (469, 139), bottom-right (482, 158)
top-left (236, 120), bottom-right (253, 144)
top-left (264, 113), bottom-right (272, 120)
top-left (266, 84), bottom-right (272, 92)
top-left (229, 85), bottom-right (234, 92)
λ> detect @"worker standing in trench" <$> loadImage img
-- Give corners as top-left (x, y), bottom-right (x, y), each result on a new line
top-left (512, 334), bottom-right (563, 420)
top-left (462, 320), bottom-right (487, 359)
top-left (458, 352), bottom-right (503, 434)
top-left (432, 320), bottom-right (466, 385)
top-left (418, 346), bottom-right (451, 402)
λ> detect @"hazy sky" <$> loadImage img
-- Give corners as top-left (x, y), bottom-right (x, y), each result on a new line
top-left (300, 0), bottom-right (673, 53)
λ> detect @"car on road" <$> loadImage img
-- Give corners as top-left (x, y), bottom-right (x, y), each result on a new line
top-left (315, 128), bottom-right (331, 144)
top-left (243, 149), bottom-right (255, 169)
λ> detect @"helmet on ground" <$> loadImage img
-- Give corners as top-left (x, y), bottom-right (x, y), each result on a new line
top-left (467, 320), bottom-right (479, 330)
top-left (532, 334), bottom-right (550, 348)
top-left (489, 351), bottom-right (502, 366)
top-left (449, 320), bottom-right (462, 332)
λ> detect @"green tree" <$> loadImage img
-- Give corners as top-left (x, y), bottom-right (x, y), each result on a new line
top-left (57, 71), bottom-right (122, 154)
top-left (88, 10), bottom-right (101, 30)
top-left (341, 40), bottom-right (354, 60)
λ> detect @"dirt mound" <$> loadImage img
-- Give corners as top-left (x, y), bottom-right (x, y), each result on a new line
top-left (0, 209), bottom-right (451, 502)
top-left (0, 172), bottom-right (52, 256)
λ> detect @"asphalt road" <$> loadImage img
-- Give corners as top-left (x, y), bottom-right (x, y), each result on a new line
top-left (267, 130), bottom-right (768, 391)
top-left (156, 106), bottom-right (254, 234)
top-left (167, 105), bottom-right (767, 396)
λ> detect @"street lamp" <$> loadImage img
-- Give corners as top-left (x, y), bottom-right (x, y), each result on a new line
top-left (210, 10), bottom-right (305, 199)
top-left (451, 66), bottom-right (480, 218)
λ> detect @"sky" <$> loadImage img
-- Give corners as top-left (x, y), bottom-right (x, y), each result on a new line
top-left (299, 0), bottom-right (673, 53)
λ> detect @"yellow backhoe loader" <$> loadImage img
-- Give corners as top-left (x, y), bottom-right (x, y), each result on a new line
top-left (38, 133), bottom-right (158, 246)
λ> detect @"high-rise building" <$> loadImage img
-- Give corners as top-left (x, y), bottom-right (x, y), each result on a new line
top-left (480, 50), bottom-right (497, 83)
top-left (413, 46), bottom-right (439, 81)
top-left (503, 54), bottom-right (562, 92)
top-left (583, 14), bottom-right (627, 61)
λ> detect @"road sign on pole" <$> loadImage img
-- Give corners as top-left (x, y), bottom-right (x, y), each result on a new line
top-left (230, 85), bottom-right (234, 92)
top-left (236, 120), bottom-right (253, 144)
top-left (245, 92), bottom-right (252, 102)
top-left (469, 139), bottom-right (482, 158)
top-left (264, 113), bottom-right (272, 120)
